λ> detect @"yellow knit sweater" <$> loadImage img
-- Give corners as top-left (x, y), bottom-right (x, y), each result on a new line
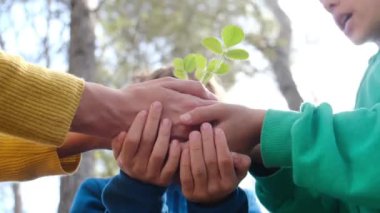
top-left (0, 51), bottom-right (84, 181)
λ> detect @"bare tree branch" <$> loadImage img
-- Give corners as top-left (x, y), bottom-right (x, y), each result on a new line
top-left (0, 35), bottom-right (5, 49)
top-left (42, 0), bottom-right (52, 67)
top-left (92, 0), bottom-right (106, 13)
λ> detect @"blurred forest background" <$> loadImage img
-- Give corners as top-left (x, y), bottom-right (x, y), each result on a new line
top-left (0, 0), bottom-right (303, 212)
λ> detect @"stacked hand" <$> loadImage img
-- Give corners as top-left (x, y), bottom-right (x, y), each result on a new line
top-left (111, 102), bottom-right (251, 203)
top-left (180, 123), bottom-right (251, 203)
top-left (180, 103), bottom-right (265, 156)
top-left (71, 78), bottom-right (217, 143)
top-left (112, 102), bottom-right (181, 186)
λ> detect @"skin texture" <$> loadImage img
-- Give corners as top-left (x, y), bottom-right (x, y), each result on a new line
top-left (180, 124), bottom-right (251, 203)
top-left (112, 102), bottom-right (181, 187)
top-left (111, 102), bottom-right (251, 204)
top-left (320, 0), bottom-right (380, 45)
top-left (179, 103), bottom-right (266, 157)
top-left (71, 77), bottom-right (217, 141)
top-left (57, 133), bottom-right (110, 158)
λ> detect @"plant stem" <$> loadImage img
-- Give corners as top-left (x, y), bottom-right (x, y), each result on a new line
top-left (200, 54), bottom-right (225, 84)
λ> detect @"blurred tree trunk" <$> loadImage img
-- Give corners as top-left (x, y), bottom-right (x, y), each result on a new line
top-left (266, 0), bottom-right (303, 110)
top-left (12, 183), bottom-right (22, 213)
top-left (58, 0), bottom-right (96, 212)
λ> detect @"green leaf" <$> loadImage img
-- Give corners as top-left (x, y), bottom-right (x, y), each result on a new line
top-left (225, 49), bottom-right (249, 60)
top-left (202, 37), bottom-right (223, 54)
top-left (194, 54), bottom-right (207, 70)
top-left (214, 62), bottom-right (230, 75)
top-left (173, 69), bottom-right (188, 80)
top-left (222, 25), bottom-right (245, 48)
top-left (184, 54), bottom-right (196, 73)
top-left (173, 58), bottom-right (184, 70)
top-left (207, 59), bottom-right (223, 72)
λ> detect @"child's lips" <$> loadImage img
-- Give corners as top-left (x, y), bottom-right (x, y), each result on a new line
top-left (335, 13), bottom-right (353, 32)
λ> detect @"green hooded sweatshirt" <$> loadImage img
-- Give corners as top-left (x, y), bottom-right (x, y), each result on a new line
top-left (254, 51), bottom-right (380, 213)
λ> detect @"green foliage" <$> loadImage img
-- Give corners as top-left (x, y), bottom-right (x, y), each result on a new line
top-left (173, 25), bottom-right (249, 84)
top-left (225, 49), bottom-right (249, 60)
top-left (98, 0), bottom-right (279, 89)
top-left (184, 54), bottom-right (197, 72)
top-left (202, 37), bottom-right (223, 54)
top-left (222, 25), bottom-right (245, 48)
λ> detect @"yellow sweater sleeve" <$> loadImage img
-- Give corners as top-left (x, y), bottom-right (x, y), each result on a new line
top-left (0, 51), bottom-right (84, 146)
top-left (0, 133), bottom-right (81, 181)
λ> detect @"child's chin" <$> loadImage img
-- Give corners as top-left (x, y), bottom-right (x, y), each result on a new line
top-left (347, 32), bottom-right (369, 45)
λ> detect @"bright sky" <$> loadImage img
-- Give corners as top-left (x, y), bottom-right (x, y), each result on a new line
top-left (1, 0), bottom-right (378, 212)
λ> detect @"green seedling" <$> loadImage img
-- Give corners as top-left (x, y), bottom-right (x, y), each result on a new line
top-left (173, 25), bottom-right (249, 84)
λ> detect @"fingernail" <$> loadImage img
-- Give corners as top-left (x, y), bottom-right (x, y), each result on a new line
top-left (201, 122), bottom-right (211, 130)
top-left (180, 113), bottom-right (191, 123)
top-left (152, 101), bottom-right (162, 109)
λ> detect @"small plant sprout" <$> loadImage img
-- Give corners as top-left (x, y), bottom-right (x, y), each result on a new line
top-left (173, 25), bottom-right (249, 84)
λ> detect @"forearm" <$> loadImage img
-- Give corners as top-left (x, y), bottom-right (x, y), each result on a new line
top-left (57, 132), bottom-right (111, 158)
top-left (70, 82), bottom-right (132, 138)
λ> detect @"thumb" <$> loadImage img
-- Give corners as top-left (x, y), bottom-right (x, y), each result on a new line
top-left (111, 131), bottom-right (127, 158)
top-left (231, 152), bottom-right (251, 181)
top-left (179, 104), bottom-right (222, 125)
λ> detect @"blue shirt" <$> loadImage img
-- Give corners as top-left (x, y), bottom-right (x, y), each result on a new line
top-left (71, 171), bottom-right (253, 213)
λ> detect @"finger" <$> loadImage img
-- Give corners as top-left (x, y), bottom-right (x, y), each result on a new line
top-left (119, 110), bottom-right (147, 166)
top-left (164, 78), bottom-right (217, 101)
top-left (179, 140), bottom-right (188, 151)
top-left (161, 140), bottom-right (181, 185)
top-left (111, 131), bottom-right (127, 159)
top-left (189, 131), bottom-right (208, 191)
top-left (136, 102), bottom-right (163, 161)
top-left (201, 123), bottom-right (219, 181)
top-left (179, 103), bottom-right (223, 125)
top-left (232, 152), bottom-right (251, 181)
top-left (180, 148), bottom-right (193, 197)
top-left (146, 119), bottom-right (172, 178)
top-left (214, 128), bottom-right (234, 181)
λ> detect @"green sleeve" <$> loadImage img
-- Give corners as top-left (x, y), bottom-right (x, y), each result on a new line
top-left (254, 169), bottom-right (348, 213)
top-left (261, 102), bottom-right (380, 208)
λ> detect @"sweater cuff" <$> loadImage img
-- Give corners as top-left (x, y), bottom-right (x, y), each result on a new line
top-left (187, 188), bottom-right (248, 213)
top-left (254, 168), bottom-right (294, 193)
top-left (109, 171), bottom-right (166, 198)
top-left (0, 133), bottom-right (80, 181)
top-left (59, 154), bottom-right (81, 174)
top-left (261, 110), bottom-right (301, 167)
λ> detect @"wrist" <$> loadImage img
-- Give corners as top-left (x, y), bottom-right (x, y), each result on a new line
top-left (249, 144), bottom-right (279, 176)
top-left (71, 82), bottom-right (129, 138)
top-left (58, 133), bottom-right (111, 158)
top-left (247, 108), bottom-right (266, 154)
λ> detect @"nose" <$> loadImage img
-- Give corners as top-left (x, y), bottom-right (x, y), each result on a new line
top-left (320, 0), bottom-right (339, 13)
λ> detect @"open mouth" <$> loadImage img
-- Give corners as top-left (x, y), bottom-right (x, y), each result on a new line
top-left (338, 13), bottom-right (353, 31)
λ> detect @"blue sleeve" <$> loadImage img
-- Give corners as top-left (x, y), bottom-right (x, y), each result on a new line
top-left (187, 187), bottom-right (249, 213)
top-left (70, 178), bottom-right (109, 213)
top-left (102, 171), bottom-right (167, 213)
